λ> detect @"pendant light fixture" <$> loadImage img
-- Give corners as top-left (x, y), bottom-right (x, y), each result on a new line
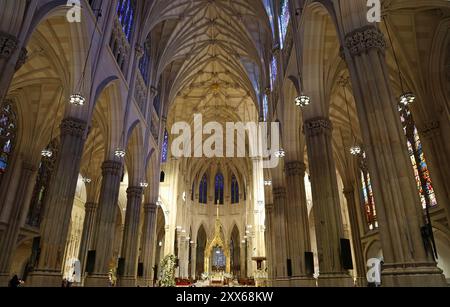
top-left (383, 17), bottom-right (416, 106)
top-left (82, 129), bottom-right (97, 184)
top-left (340, 77), bottom-right (362, 156)
top-left (70, 10), bottom-right (102, 106)
top-left (42, 86), bottom-right (64, 158)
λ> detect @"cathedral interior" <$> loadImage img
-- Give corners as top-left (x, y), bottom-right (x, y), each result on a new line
top-left (0, 0), bottom-right (449, 288)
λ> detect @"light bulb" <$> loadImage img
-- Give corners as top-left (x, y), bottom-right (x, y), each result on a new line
top-left (350, 145), bottom-right (362, 156)
top-left (41, 148), bottom-right (53, 158)
top-left (115, 148), bottom-right (126, 158)
top-left (399, 92), bottom-right (416, 106)
top-left (274, 149), bottom-right (285, 158)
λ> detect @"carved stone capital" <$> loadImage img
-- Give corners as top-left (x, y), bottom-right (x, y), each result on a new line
top-left (345, 25), bottom-right (386, 57)
top-left (144, 203), bottom-right (158, 213)
top-left (101, 160), bottom-right (123, 176)
top-left (304, 117), bottom-right (333, 137)
top-left (60, 117), bottom-right (88, 138)
top-left (285, 161), bottom-right (306, 177)
top-left (419, 120), bottom-right (440, 139)
top-left (127, 186), bottom-right (144, 198)
top-left (0, 32), bottom-right (18, 59)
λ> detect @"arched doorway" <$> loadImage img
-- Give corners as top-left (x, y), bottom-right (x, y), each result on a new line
top-left (196, 225), bottom-right (207, 279)
top-left (230, 225), bottom-right (240, 277)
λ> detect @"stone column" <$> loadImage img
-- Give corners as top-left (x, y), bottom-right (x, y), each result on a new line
top-left (141, 203), bottom-right (157, 287)
top-left (190, 243), bottom-right (197, 280)
top-left (29, 117), bottom-right (87, 287)
top-left (304, 117), bottom-right (353, 287)
top-left (344, 25), bottom-right (446, 286)
top-left (343, 187), bottom-right (366, 286)
top-left (84, 160), bottom-right (123, 287)
top-left (264, 203), bottom-right (275, 284)
top-left (0, 161), bottom-right (37, 285)
top-left (271, 187), bottom-right (289, 286)
top-left (119, 186), bottom-right (144, 287)
top-left (78, 202), bottom-right (97, 281)
top-left (284, 161), bottom-right (315, 286)
top-left (240, 241), bottom-right (247, 278)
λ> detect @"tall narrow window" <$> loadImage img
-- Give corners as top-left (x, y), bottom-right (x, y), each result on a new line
top-left (199, 174), bottom-right (208, 204)
top-left (360, 153), bottom-right (377, 230)
top-left (278, 0), bottom-right (290, 49)
top-left (262, 94), bottom-right (269, 122)
top-left (231, 175), bottom-right (239, 204)
top-left (0, 102), bottom-right (17, 179)
top-left (270, 56), bottom-right (277, 90)
top-left (117, 0), bottom-right (136, 42)
top-left (399, 103), bottom-right (437, 208)
top-left (215, 173), bottom-right (224, 205)
top-left (161, 129), bottom-right (169, 163)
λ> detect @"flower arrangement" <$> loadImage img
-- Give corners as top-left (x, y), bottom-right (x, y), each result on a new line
top-left (160, 254), bottom-right (177, 287)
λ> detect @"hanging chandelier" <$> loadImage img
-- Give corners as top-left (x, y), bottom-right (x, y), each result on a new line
top-left (350, 145), bottom-right (362, 156)
top-left (69, 93), bottom-right (86, 106)
top-left (295, 94), bottom-right (311, 108)
top-left (274, 148), bottom-right (285, 158)
top-left (140, 182), bottom-right (149, 188)
top-left (115, 148), bottom-right (126, 158)
top-left (41, 148), bottom-right (53, 158)
top-left (384, 17), bottom-right (416, 106)
top-left (82, 177), bottom-right (92, 184)
top-left (264, 180), bottom-right (272, 186)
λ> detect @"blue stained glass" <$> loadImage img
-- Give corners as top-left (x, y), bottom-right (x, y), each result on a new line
top-left (117, 0), bottom-right (136, 42)
top-left (215, 173), bottom-right (224, 205)
top-left (278, 0), bottom-right (290, 49)
top-left (0, 103), bottom-right (16, 175)
top-left (262, 94), bottom-right (269, 122)
top-left (139, 45), bottom-right (151, 84)
top-left (199, 175), bottom-right (208, 204)
top-left (161, 130), bottom-right (169, 163)
top-left (270, 56), bottom-right (277, 90)
top-left (231, 175), bottom-right (239, 204)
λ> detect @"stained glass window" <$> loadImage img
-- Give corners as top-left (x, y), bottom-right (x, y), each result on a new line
top-left (0, 102), bottom-right (17, 177)
top-left (199, 174), bottom-right (208, 204)
top-left (360, 152), bottom-right (378, 230)
top-left (262, 94), bottom-right (269, 122)
top-left (263, 0), bottom-right (275, 37)
top-left (117, 0), bottom-right (136, 42)
top-left (162, 129), bottom-right (169, 163)
top-left (215, 173), bottom-right (224, 205)
top-left (270, 56), bottom-right (277, 90)
top-left (231, 174), bottom-right (239, 204)
top-left (278, 0), bottom-right (290, 49)
top-left (399, 103), bottom-right (437, 208)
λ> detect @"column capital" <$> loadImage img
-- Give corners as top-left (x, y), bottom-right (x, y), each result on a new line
top-left (0, 32), bottom-right (18, 60)
top-left (144, 203), bottom-right (158, 213)
top-left (285, 161), bottom-right (306, 177)
top-left (304, 117), bottom-right (333, 137)
top-left (60, 117), bottom-right (88, 138)
top-left (101, 160), bottom-right (123, 176)
top-left (344, 25), bottom-right (386, 58)
top-left (127, 186), bottom-right (144, 198)
top-left (419, 120), bottom-right (440, 139)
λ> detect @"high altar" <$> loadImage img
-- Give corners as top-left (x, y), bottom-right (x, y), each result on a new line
top-left (203, 207), bottom-right (231, 285)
